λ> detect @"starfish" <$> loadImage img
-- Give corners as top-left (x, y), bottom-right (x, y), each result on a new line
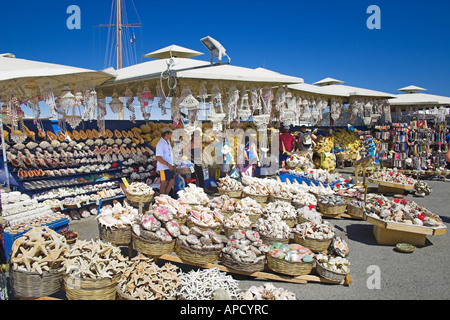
top-left (12, 247), bottom-right (38, 272)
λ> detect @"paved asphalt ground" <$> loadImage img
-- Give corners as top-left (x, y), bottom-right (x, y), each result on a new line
top-left (62, 168), bottom-right (450, 300)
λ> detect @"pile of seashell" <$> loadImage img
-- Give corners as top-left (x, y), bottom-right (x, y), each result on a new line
top-left (178, 268), bottom-right (240, 300)
top-left (153, 194), bottom-right (188, 221)
top-left (188, 206), bottom-right (224, 229)
top-left (308, 182), bottom-right (335, 196)
top-left (118, 254), bottom-right (181, 300)
top-left (293, 221), bottom-right (336, 241)
top-left (316, 254), bottom-right (350, 274)
top-left (317, 194), bottom-right (347, 206)
top-left (365, 197), bottom-right (444, 227)
top-left (64, 239), bottom-right (128, 279)
top-left (126, 182), bottom-right (155, 197)
top-left (177, 226), bottom-right (223, 251)
top-left (223, 212), bottom-right (253, 230)
top-left (330, 236), bottom-right (350, 258)
top-left (243, 180), bottom-right (270, 196)
top-left (218, 175), bottom-right (243, 191)
top-left (369, 168), bottom-right (416, 186)
top-left (414, 180), bottom-right (432, 197)
top-left (235, 197), bottom-right (263, 215)
top-left (177, 184), bottom-right (209, 205)
top-left (262, 200), bottom-right (297, 221)
top-left (10, 227), bottom-right (69, 274)
top-left (221, 230), bottom-right (269, 264)
top-left (267, 182), bottom-right (293, 199)
top-left (239, 283), bottom-right (297, 300)
top-left (97, 201), bottom-right (138, 229)
top-left (132, 207), bottom-right (181, 242)
top-left (297, 205), bottom-right (322, 224)
top-left (208, 195), bottom-right (236, 213)
top-left (255, 214), bottom-right (291, 240)
top-left (267, 242), bottom-right (315, 263)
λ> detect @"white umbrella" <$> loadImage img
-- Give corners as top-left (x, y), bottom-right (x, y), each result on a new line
top-left (0, 54), bottom-right (116, 99)
top-left (143, 45), bottom-right (204, 59)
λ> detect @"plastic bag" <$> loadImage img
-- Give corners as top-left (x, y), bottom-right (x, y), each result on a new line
top-left (229, 166), bottom-right (242, 182)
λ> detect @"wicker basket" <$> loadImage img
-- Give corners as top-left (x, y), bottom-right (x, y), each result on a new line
top-left (218, 188), bottom-right (243, 198)
top-left (98, 223), bottom-right (132, 245)
top-left (186, 219), bottom-right (223, 234)
top-left (223, 226), bottom-right (252, 238)
top-left (221, 254), bottom-right (265, 274)
top-left (318, 203), bottom-right (347, 216)
top-left (64, 274), bottom-right (120, 300)
top-left (132, 232), bottom-right (175, 257)
top-left (346, 203), bottom-right (364, 219)
top-left (175, 241), bottom-right (222, 265)
top-left (124, 190), bottom-right (154, 204)
top-left (293, 233), bottom-right (332, 253)
top-left (116, 285), bottom-right (177, 300)
top-left (176, 167), bottom-right (194, 174)
top-left (316, 262), bottom-right (349, 283)
top-left (259, 234), bottom-right (290, 246)
top-left (10, 267), bottom-right (64, 298)
top-left (283, 217), bottom-right (296, 228)
top-left (266, 254), bottom-right (313, 276)
top-left (270, 194), bottom-right (292, 204)
top-left (243, 192), bottom-right (268, 204)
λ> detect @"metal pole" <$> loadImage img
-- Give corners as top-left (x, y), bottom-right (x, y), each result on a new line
top-left (116, 0), bottom-right (125, 121)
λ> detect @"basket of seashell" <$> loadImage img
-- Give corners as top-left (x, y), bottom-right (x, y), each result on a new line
top-left (256, 214), bottom-right (291, 246)
top-left (63, 239), bottom-right (127, 300)
top-left (266, 243), bottom-right (315, 276)
top-left (117, 254), bottom-right (180, 300)
top-left (317, 195), bottom-right (348, 216)
top-left (186, 206), bottom-right (224, 234)
top-left (218, 188), bottom-right (243, 198)
top-left (9, 227), bottom-right (69, 298)
top-left (124, 182), bottom-right (155, 204)
top-left (132, 231), bottom-right (175, 257)
top-left (346, 200), bottom-right (365, 219)
top-left (315, 254), bottom-right (350, 283)
top-left (223, 212), bottom-right (253, 238)
top-left (97, 202), bottom-right (137, 246)
top-left (175, 226), bottom-right (223, 266)
top-left (220, 230), bottom-right (268, 274)
top-left (292, 221), bottom-right (335, 253)
top-left (243, 192), bottom-right (268, 204)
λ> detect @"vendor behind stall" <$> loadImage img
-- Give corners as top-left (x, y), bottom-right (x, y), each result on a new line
top-left (279, 126), bottom-right (296, 168)
top-left (298, 126), bottom-right (317, 159)
top-left (156, 127), bottom-right (175, 195)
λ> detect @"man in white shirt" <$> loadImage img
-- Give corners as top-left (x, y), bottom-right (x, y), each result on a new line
top-left (155, 127), bottom-right (175, 195)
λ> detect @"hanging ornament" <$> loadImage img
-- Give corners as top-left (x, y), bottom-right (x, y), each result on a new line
top-left (261, 86), bottom-right (273, 115)
top-left (42, 82), bottom-right (57, 118)
top-left (109, 90), bottom-right (123, 114)
top-left (238, 89), bottom-right (251, 121)
top-left (59, 85), bottom-right (76, 111)
top-left (83, 86), bottom-right (97, 121)
top-left (227, 85), bottom-right (239, 123)
top-left (156, 83), bottom-right (167, 116)
top-left (125, 86), bottom-right (137, 122)
top-left (97, 90), bottom-right (107, 134)
top-left (198, 82), bottom-right (208, 118)
top-left (383, 101), bottom-right (392, 123)
top-left (249, 86), bottom-right (261, 114)
top-left (210, 84), bottom-right (223, 115)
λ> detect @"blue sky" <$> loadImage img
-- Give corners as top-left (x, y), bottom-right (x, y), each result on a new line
top-left (1, 0), bottom-right (449, 119)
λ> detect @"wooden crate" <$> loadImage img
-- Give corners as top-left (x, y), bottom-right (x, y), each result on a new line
top-left (365, 215), bottom-right (447, 246)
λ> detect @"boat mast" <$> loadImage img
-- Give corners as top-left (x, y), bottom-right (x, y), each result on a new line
top-left (116, 0), bottom-right (123, 71)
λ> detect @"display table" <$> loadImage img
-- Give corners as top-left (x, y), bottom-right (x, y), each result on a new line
top-left (365, 214), bottom-right (447, 246)
top-left (367, 178), bottom-right (415, 195)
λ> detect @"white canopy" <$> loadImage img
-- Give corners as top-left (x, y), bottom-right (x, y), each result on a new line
top-left (316, 84), bottom-right (395, 99)
top-left (0, 54), bottom-right (116, 99)
top-left (287, 82), bottom-right (349, 99)
top-left (98, 57), bottom-right (304, 96)
top-left (397, 85), bottom-right (427, 93)
top-left (143, 45), bottom-right (204, 59)
top-left (389, 92), bottom-right (450, 107)
top-left (313, 77), bottom-right (345, 86)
